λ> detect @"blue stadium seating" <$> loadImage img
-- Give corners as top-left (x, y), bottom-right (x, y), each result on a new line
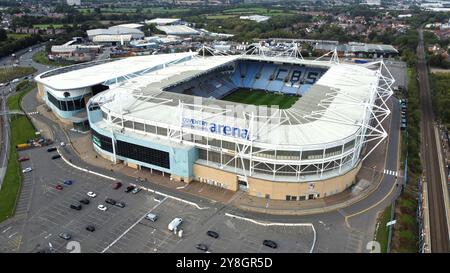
top-left (163, 60), bottom-right (326, 99)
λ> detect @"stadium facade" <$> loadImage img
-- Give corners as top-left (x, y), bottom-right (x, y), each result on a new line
top-left (35, 47), bottom-right (394, 200)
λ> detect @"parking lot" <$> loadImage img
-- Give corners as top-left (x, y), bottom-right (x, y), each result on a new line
top-left (0, 145), bottom-right (316, 253)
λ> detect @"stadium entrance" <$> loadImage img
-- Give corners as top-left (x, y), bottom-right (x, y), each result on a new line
top-left (237, 175), bottom-right (248, 191)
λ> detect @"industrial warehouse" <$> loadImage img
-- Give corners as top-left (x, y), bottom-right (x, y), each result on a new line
top-left (34, 46), bottom-right (394, 200)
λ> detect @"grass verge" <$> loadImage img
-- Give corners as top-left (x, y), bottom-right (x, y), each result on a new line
top-left (0, 84), bottom-right (36, 222)
top-left (32, 51), bottom-right (71, 67)
top-left (391, 67), bottom-right (421, 253)
top-left (0, 67), bottom-right (36, 84)
top-left (376, 205), bottom-right (392, 253)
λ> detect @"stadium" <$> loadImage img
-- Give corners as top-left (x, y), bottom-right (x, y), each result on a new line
top-left (35, 46), bottom-right (394, 200)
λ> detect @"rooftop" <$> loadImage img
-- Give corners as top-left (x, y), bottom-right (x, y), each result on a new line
top-left (156, 25), bottom-right (199, 36)
top-left (92, 54), bottom-right (379, 148)
top-left (145, 18), bottom-right (181, 25)
top-left (35, 52), bottom-right (196, 90)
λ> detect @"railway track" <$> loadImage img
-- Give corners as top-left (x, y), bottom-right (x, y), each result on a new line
top-left (417, 29), bottom-right (449, 253)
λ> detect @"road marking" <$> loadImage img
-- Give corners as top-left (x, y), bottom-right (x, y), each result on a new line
top-left (57, 149), bottom-right (117, 181)
top-left (44, 233), bottom-right (52, 239)
top-left (8, 232), bottom-right (18, 238)
top-left (225, 213), bottom-right (316, 253)
top-left (383, 169), bottom-right (398, 177)
top-left (131, 183), bottom-right (209, 210)
top-left (346, 170), bottom-right (400, 226)
top-left (101, 197), bottom-right (167, 253)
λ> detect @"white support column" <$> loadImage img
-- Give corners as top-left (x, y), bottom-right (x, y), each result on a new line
top-left (339, 143), bottom-right (345, 174)
top-left (108, 113), bottom-right (117, 164)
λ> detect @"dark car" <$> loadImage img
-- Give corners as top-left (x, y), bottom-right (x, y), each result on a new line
top-left (112, 182), bottom-right (122, 190)
top-left (125, 185), bottom-right (135, 193)
top-left (86, 225), bottom-right (95, 232)
top-left (51, 154), bottom-right (61, 160)
top-left (55, 184), bottom-right (63, 190)
top-left (18, 156), bottom-right (29, 162)
top-left (70, 203), bottom-right (82, 210)
top-left (262, 240), bottom-right (277, 249)
top-left (105, 198), bottom-right (116, 205)
top-left (79, 198), bottom-right (90, 205)
top-left (206, 230), bottom-right (219, 239)
top-left (114, 202), bottom-right (126, 208)
top-left (63, 179), bottom-right (73, 185)
top-left (47, 147), bottom-right (57, 152)
top-left (195, 244), bottom-right (208, 252)
top-left (59, 232), bottom-right (72, 240)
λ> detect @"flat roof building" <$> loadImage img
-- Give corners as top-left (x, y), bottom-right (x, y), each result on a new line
top-left (156, 25), bottom-right (200, 36)
top-left (145, 18), bottom-right (182, 25)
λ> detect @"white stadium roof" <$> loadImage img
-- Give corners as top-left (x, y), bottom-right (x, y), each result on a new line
top-left (35, 52), bottom-right (196, 90)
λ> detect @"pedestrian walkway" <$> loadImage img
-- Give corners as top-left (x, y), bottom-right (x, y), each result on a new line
top-left (383, 169), bottom-right (398, 177)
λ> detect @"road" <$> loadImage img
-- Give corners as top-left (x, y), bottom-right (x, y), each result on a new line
top-left (417, 29), bottom-right (449, 253)
top-left (0, 44), bottom-right (51, 189)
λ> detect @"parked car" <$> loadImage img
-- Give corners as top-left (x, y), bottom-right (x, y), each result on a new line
top-left (59, 232), bottom-right (72, 240)
top-left (105, 198), bottom-right (116, 205)
top-left (79, 198), bottom-right (90, 205)
top-left (114, 202), bottom-right (126, 208)
top-left (112, 182), bottom-right (122, 190)
top-left (63, 180), bottom-right (73, 185)
top-left (86, 225), bottom-right (95, 232)
top-left (22, 167), bottom-right (32, 173)
top-left (87, 191), bottom-right (96, 198)
top-left (97, 204), bottom-right (107, 211)
top-left (145, 213), bottom-right (158, 222)
top-left (47, 147), bottom-right (57, 152)
top-left (195, 244), bottom-right (208, 252)
top-left (18, 156), bottom-right (29, 162)
top-left (51, 154), bottom-right (61, 160)
top-left (55, 184), bottom-right (63, 190)
top-left (125, 185), bottom-right (135, 193)
top-left (206, 230), bottom-right (219, 239)
top-left (262, 240), bottom-right (277, 249)
top-left (131, 187), bottom-right (141, 194)
top-left (70, 203), bottom-right (81, 210)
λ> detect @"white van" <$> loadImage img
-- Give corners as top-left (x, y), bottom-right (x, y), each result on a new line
top-left (168, 217), bottom-right (183, 231)
top-left (12, 78), bottom-right (19, 83)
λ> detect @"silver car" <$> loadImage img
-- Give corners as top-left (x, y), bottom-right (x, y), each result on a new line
top-left (145, 213), bottom-right (158, 222)
top-left (59, 232), bottom-right (72, 240)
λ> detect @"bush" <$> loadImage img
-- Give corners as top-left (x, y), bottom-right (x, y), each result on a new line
top-left (15, 79), bottom-right (29, 92)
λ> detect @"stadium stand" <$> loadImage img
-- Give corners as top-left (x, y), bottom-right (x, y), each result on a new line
top-left (164, 60), bottom-right (327, 99)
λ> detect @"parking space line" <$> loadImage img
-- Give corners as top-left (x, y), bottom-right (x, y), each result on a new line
top-left (2, 227), bottom-right (12, 233)
top-left (101, 197), bottom-right (167, 253)
top-left (131, 183), bottom-right (209, 210)
top-left (57, 149), bottom-right (117, 181)
top-left (225, 213), bottom-right (317, 253)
